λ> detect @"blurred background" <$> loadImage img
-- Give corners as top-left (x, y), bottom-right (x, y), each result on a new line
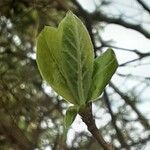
top-left (0, 0), bottom-right (150, 149)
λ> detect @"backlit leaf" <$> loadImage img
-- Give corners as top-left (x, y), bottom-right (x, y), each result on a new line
top-left (64, 106), bottom-right (78, 129)
top-left (36, 12), bottom-right (94, 105)
top-left (88, 48), bottom-right (118, 101)
top-left (36, 26), bottom-right (76, 104)
top-left (59, 12), bottom-right (94, 105)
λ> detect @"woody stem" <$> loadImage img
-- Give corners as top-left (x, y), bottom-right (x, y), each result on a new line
top-left (79, 103), bottom-right (112, 150)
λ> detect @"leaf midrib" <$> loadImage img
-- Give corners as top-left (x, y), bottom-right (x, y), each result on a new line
top-left (75, 21), bottom-right (85, 104)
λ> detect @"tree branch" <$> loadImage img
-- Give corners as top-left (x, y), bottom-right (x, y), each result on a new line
top-left (79, 103), bottom-right (112, 150)
top-left (91, 11), bottom-right (150, 39)
top-left (110, 83), bottom-right (150, 129)
top-left (136, 0), bottom-right (150, 14)
top-left (103, 91), bottom-right (129, 148)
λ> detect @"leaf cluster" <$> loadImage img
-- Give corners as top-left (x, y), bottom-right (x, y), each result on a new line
top-left (36, 11), bottom-right (118, 129)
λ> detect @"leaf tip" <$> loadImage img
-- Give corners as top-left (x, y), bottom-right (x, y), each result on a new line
top-left (66, 10), bottom-right (74, 17)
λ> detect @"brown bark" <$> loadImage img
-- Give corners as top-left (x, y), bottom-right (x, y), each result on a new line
top-left (79, 103), bottom-right (112, 150)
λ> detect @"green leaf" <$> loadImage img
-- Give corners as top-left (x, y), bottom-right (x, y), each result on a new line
top-left (59, 11), bottom-right (94, 105)
top-left (88, 48), bottom-right (118, 101)
top-left (36, 26), bottom-right (76, 104)
top-left (36, 11), bottom-right (94, 105)
top-left (64, 106), bottom-right (78, 129)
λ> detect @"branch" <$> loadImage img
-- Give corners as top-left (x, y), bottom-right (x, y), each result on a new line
top-left (96, 42), bottom-right (150, 67)
top-left (136, 0), bottom-right (150, 14)
top-left (79, 103), bottom-right (112, 150)
top-left (119, 52), bottom-right (150, 66)
top-left (119, 58), bottom-right (140, 66)
top-left (97, 44), bottom-right (136, 53)
top-left (128, 134), bottom-right (150, 147)
top-left (91, 11), bottom-right (150, 39)
top-left (117, 73), bottom-right (150, 80)
top-left (115, 134), bottom-right (150, 149)
top-left (103, 91), bottom-right (129, 148)
top-left (110, 83), bottom-right (150, 129)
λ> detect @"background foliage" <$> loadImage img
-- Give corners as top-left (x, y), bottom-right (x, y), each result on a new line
top-left (0, 0), bottom-right (150, 149)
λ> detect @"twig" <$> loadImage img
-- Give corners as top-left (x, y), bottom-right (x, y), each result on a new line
top-left (103, 91), bottom-right (129, 149)
top-left (136, 0), bottom-right (150, 14)
top-left (91, 11), bottom-right (150, 39)
top-left (79, 103), bottom-right (112, 150)
top-left (110, 82), bottom-right (150, 129)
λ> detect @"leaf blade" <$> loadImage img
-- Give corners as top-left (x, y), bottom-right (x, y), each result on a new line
top-left (88, 48), bottom-right (118, 101)
top-left (59, 12), bottom-right (94, 104)
top-left (64, 106), bottom-right (78, 129)
top-left (36, 12), bottom-right (95, 105)
top-left (36, 26), bottom-right (77, 104)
